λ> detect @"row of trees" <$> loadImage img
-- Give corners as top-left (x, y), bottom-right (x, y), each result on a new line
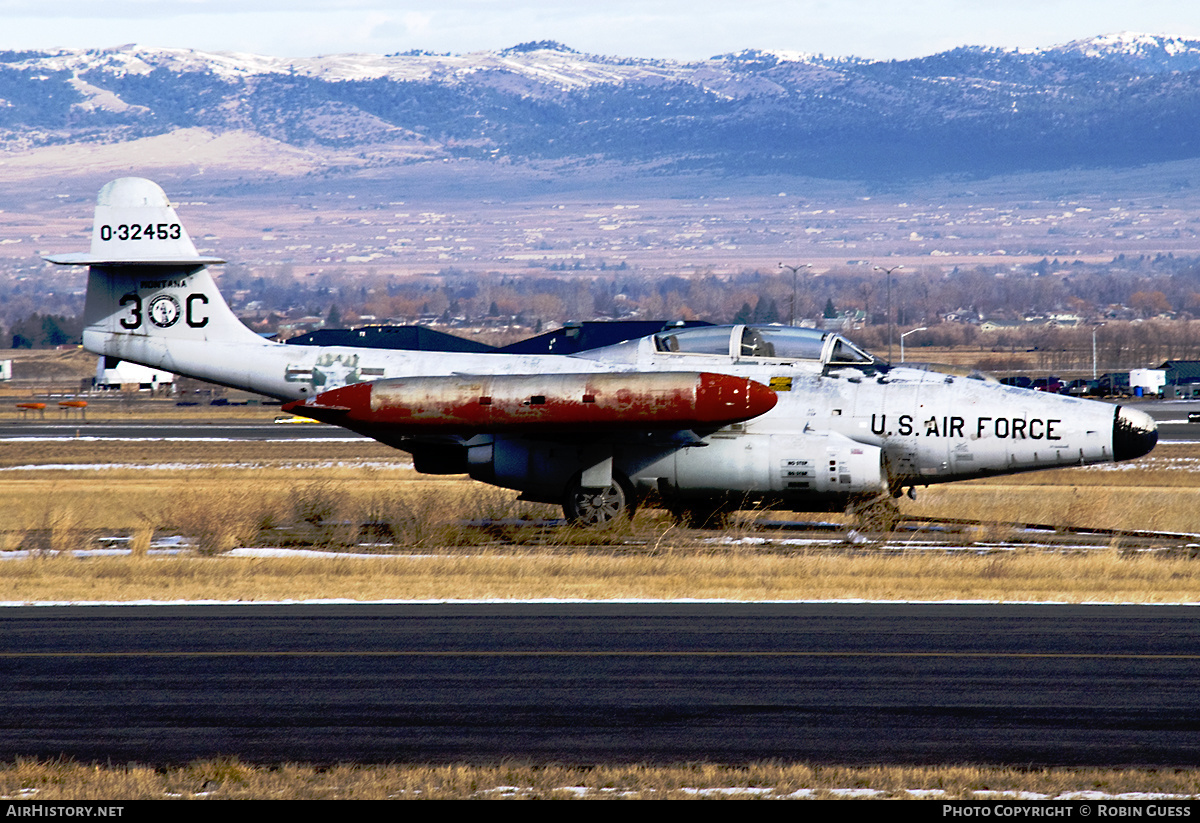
top-left (275, 257), bottom-right (1200, 331)
top-left (9, 252), bottom-right (1200, 340)
top-left (14, 253), bottom-right (1200, 373)
top-left (7, 313), bottom-right (82, 349)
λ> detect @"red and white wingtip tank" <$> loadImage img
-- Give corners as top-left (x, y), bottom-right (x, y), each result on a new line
top-left (46, 178), bottom-right (1157, 525)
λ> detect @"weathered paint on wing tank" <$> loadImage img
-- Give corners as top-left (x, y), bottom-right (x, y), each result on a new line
top-left (283, 371), bottom-right (777, 433)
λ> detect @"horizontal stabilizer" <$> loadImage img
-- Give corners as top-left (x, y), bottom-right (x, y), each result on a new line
top-left (44, 252), bottom-right (225, 266)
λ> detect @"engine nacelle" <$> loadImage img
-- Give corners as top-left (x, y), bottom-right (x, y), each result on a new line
top-left (645, 431), bottom-right (886, 501)
top-left (464, 431), bottom-right (886, 509)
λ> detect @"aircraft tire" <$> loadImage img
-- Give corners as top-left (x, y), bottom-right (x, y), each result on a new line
top-left (563, 472), bottom-right (635, 526)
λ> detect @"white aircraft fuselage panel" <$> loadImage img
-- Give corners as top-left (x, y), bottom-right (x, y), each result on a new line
top-left (46, 178), bottom-right (1157, 524)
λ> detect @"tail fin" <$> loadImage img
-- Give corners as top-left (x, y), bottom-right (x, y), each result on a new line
top-left (44, 178), bottom-right (264, 361)
top-left (45, 177), bottom-right (219, 267)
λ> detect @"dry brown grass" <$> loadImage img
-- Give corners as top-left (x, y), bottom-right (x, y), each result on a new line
top-left (0, 430), bottom-right (1198, 604)
top-left (1, 758), bottom-right (1198, 799)
top-left (1, 548), bottom-right (1198, 604)
top-left (906, 483), bottom-right (1200, 533)
top-left (2, 445), bottom-right (1194, 537)
top-left (895, 443), bottom-right (1200, 533)
top-left (0, 436), bottom-right (403, 469)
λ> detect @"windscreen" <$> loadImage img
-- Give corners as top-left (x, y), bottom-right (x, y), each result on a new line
top-left (739, 327), bottom-right (827, 360)
top-left (827, 336), bottom-right (875, 365)
top-left (654, 326), bottom-right (733, 355)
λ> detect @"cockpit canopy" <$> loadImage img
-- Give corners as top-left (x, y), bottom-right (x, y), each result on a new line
top-left (653, 325), bottom-right (879, 369)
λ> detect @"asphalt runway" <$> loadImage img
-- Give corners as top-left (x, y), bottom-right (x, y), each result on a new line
top-left (2, 603), bottom-right (1199, 766)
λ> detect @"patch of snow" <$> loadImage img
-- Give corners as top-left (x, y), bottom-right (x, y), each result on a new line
top-left (228, 548), bottom-right (400, 560)
top-left (975, 790), bottom-right (1051, 799)
top-left (0, 460), bottom-right (413, 472)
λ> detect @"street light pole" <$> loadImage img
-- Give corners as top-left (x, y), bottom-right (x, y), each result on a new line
top-left (873, 265), bottom-right (903, 362)
top-left (1092, 323), bottom-right (1105, 381)
top-left (900, 326), bottom-right (927, 363)
top-left (779, 263), bottom-right (812, 327)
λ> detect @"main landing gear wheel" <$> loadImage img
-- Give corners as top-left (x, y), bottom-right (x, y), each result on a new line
top-left (563, 473), bottom-right (635, 526)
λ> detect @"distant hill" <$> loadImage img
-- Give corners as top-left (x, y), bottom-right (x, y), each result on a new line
top-left (4, 34), bottom-right (1200, 181)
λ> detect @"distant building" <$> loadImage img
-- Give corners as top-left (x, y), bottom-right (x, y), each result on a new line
top-left (1025, 313), bottom-right (1082, 328)
top-left (277, 316), bottom-right (326, 336)
top-left (95, 357), bottom-right (175, 391)
top-left (821, 310), bottom-right (865, 331)
top-left (1156, 362), bottom-right (1200, 398)
top-left (979, 319), bottom-right (1023, 333)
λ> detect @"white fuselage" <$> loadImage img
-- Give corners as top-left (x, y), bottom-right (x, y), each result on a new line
top-left (54, 177), bottom-right (1156, 520)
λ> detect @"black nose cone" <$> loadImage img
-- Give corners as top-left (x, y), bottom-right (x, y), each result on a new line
top-left (1113, 406), bottom-right (1158, 462)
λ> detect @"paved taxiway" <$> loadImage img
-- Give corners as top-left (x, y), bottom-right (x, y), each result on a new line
top-left (3, 603), bottom-right (1199, 765)
top-left (1133, 399), bottom-right (1200, 442)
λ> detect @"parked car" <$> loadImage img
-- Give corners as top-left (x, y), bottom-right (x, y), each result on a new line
top-left (1064, 379), bottom-right (1098, 397)
top-left (999, 375), bottom-right (1033, 389)
top-left (1096, 373), bottom-right (1131, 397)
top-left (1032, 376), bottom-right (1065, 394)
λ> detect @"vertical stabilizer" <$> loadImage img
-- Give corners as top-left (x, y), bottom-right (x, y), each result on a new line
top-left (90, 177), bottom-right (203, 262)
top-left (43, 178), bottom-right (268, 378)
top-left (46, 177), bottom-right (221, 266)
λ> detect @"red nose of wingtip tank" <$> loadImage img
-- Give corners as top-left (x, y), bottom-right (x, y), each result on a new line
top-left (1113, 405), bottom-right (1158, 461)
top-left (745, 375), bottom-right (779, 419)
top-left (694, 373), bottom-right (778, 424)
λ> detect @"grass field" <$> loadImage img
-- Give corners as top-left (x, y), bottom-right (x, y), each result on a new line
top-left (0, 432), bottom-right (1198, 603)
top-left (4, 759), bottom-right (1199, 800)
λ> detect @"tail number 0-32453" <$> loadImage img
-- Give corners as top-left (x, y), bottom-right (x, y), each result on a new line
top-left (100, 223), bottom-right (182, 241)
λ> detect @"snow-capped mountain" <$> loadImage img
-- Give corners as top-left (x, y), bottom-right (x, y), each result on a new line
top-left (1053, 32), bottom-right (1200, 72)
top-left (5, 41), bottom-right (704, 93)
top-left (4, 35), bottom-right (1200, 180)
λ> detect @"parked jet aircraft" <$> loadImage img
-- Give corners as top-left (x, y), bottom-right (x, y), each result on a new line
top-left (46, 178), bottom-right (1158, 525)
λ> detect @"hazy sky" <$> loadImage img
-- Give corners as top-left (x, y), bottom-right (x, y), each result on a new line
top-left (5, 0), bottom-right (1200, 61)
